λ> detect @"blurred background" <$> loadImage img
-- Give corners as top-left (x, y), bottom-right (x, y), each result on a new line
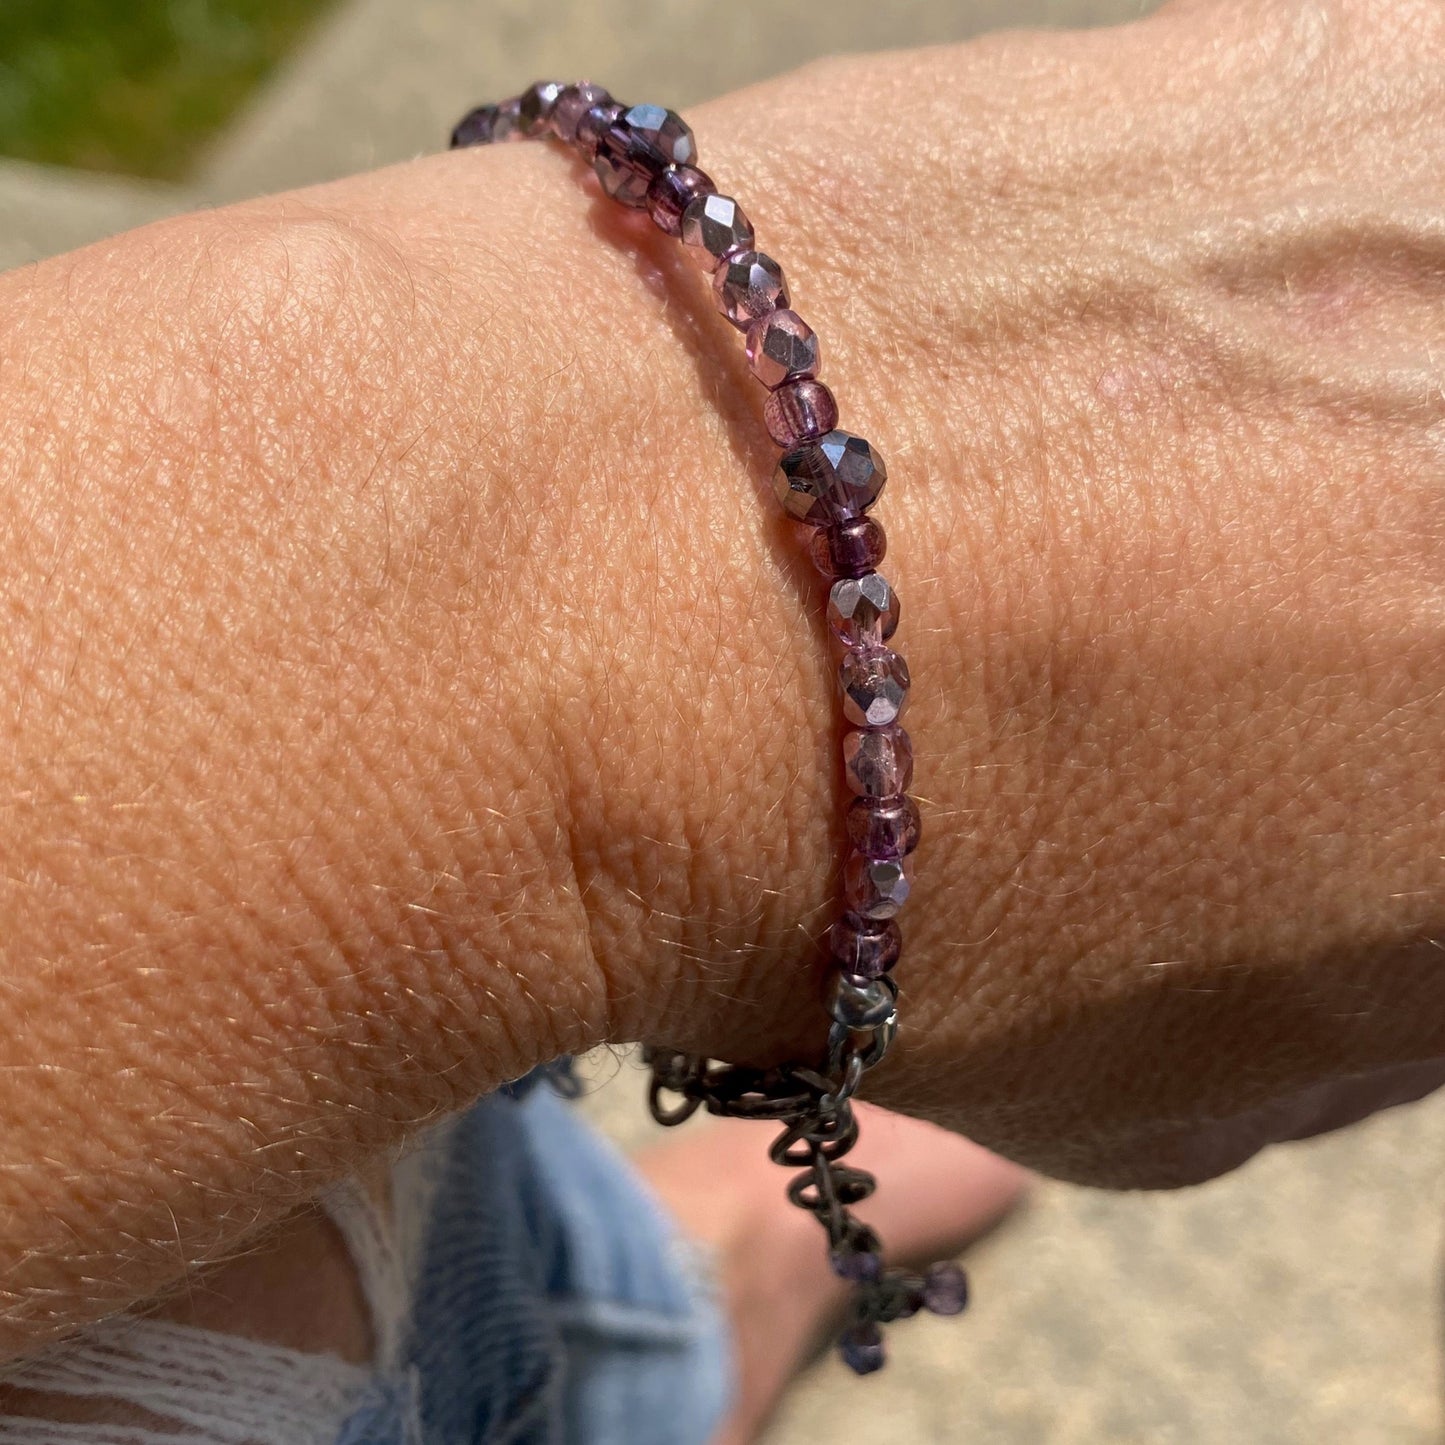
top-left (2, 2), bottom-right (1444, 1441)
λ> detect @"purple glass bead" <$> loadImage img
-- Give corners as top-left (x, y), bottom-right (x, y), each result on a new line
top-left (646, 165), bottom-right (716, 236)
top-left (923, 1261), bottom-right (970, 1317)
top-left (518, 80), bottom-right (564, 136)
top-left (576, 100), bottom-right (624, 160)
top-left (745, 308), bottom-right (820, 389)
top-left (763, 378), bottom-right (838, 447)
top-left (830, 1248), bottom-right (883, 1284)
top-left (714, 250), bottom-right (789, 329)
top-left (808, 517), bottom-right (888, 579)
top-left (840, 646), bottom-right (910, 728)
top-left (844, 852), bottom-right (912, 920)
top-left (594, 123), bottom-right (664, 207)
top-left (450, 104), bottom-right (499, 148)
top-left (846, 795), bottom-right (922, 860)
top-left (844, 726), bottom-right (913, 798)
top-left (680, 194), bottom-right (754, 271)
top-left (840, 1322), bottom-right (886, 1376)
top-left (551, 82), bottom-right (612, 143)
top-left (492, 96), bottom-right (524, 143)
top-left (828, 572), bottom-right (899, 647)
top-left (620, 103), bottom-right (697, 167)
top-left (772, 430), bottom-right (887, 526)
top-left (830, 914), bottom-right (902, 978)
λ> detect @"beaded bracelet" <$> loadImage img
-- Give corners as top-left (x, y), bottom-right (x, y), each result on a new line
top-left (451, 81), bottom-right (968, 1375)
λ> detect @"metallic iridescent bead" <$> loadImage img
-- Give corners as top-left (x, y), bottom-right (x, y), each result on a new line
top-left (576, 100), bottom-right (624, 159)
top-left (828, 572), bottom-right (899, 647)
top-left (550, 82), bottom-right (612, 143)
top-left (845, 795), bottom-right (922, 859)
top-left (840, 646), bottom-right (910, 728)
top-left (844, 726), bottom-right (913, 798)
top-left (450, 104), bottom-right (499, 147)
top-left (772, 430), bottom-right (887, 525)
top-left (829, 914), bottom-right (902, 978)
top-left (680, 194), bottom-right (754, 271)
top-left (491, 96), bottom-right (524, 143)
top-left (714, 250), bottom-right (789, 329)
top-left (763, 378), bottom-right (838, 447)
top-left (518, 80), bottom-right (564, 136)
top-left (844, 852), bottom-right (912, 920)
top-left (745, 308), bottom-right (820, 389)
top-left (647, 165), bottom-right (716, 236)
top-left (620, 103), bottom-right (697, 167)
top-left (808, 516), bottom-right (887, 579)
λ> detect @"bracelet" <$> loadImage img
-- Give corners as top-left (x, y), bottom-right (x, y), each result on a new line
top-left (450, 81), bottom-right (967, 1376)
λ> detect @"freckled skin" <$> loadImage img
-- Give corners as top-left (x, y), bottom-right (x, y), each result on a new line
top-left (0, 0), bottom-right (1442, 1383)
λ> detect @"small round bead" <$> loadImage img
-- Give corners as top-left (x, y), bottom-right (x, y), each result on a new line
top-left (840, 1322), bottom-right (886, 1376)
top-left (843, 852), bottom-right (912, 920)
top-left (714, 250), bottom-right (789, 329)
top-left (840, 646), bottom-right (910, 728)
top-left (594, 123), bottom-right (662, 207)
top-left (680, 194), bottom-right (754, 271)
top-left (550, 82), bottom-right (612, 143)
top-left (844, 726), bottom-right (913, 798)
top-left (745, 309), bottom-right (820, 389)
top-left (828, 572), bottom-right (900, 647)
top-left (846, 795), bottom-right (922, 859)
top-left (830, 1248), bottom-right (884, 1284)
top-left (764, 378), bottom-right (838, 447)
top-left (828, 971), bottom-right (897, 1029)
top-left (450, 104), bottom-right (499, 148)
top-left (518, 80), bottom-right (564, 136)
top-left (575, 100), bottom-right (624, 160)
top-left (620, 102), bottom-right (697, 167)
top-left (773, 430), bottom-right (887, 526)
top-left (923, 1261), bottom-right (970, 1317)
top-left (808, 517), bottom-right (888, 579)
top-left (829, 914), bottom-right (902, 978)
top-left (646, 165), bottom-right (716, 236)
top-left (491, 96), bottom-right (524, 143)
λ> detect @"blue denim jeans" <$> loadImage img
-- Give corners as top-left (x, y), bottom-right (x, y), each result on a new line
top-left (0, 1074), bottom-right (735, 1445)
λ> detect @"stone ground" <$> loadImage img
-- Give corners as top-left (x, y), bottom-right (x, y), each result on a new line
top-left (2, 1), bottom-right (1443, 1440)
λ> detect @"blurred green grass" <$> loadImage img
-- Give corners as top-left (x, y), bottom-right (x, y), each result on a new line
top-left (0, 0), bottom-right (338, 178)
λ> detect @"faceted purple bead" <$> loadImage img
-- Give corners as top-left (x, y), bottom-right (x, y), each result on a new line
top-left (594, 123), bottom-right (663, 207)
top-left (551, 83), bottom-right (612, 143)
top-left (518, 80), bottom-right (564, 136)
top-left (840, 1323), bottom-right (886, 1376)
top-left (846, 796), bottom-right (922, 859)
top-left (772, 430), bottom-right (887, 526)
top-left (764, 378), bottom-right (838, 447)
top-left (830, 1248), bottom-right (883, 1284)
top-left (808, 517), bottom-right (887, 579)
top-left (844, 852), bottom-right (912, 920)
top-left (844, 726), bottom-right (913, 798)
top-left (646, 165), bottom-right (716, 236)
top-left (923, 1261), bottom-right (970, 1317)
top-left (492, 96), bottom-right (524, 143)
top-left (680, 194), bottom-right (754, 271)
top-left (450, 104), bottom-right (499, 148)
top-left (830, 914), bottom-right (902, 978)
top-left (745, 308), bottom-right (820, 389)
top-left (620, 103), bottom-right (697, 167)
top-left (714, 250), bottom-right (789, 329)
top-left (576, 101), bottom-right (624, 160)
top-left (840, 647), bottom-right (910, 728)
top-left (828, 572), bottom-right (899, 647)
